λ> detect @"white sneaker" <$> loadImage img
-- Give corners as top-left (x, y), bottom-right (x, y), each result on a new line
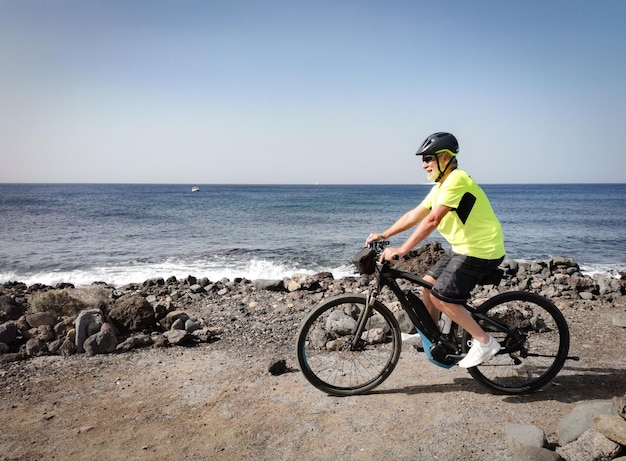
top-left (457, 335), bottom-right (501, 368)
top-left (401, 332), bottom-right (422, 347)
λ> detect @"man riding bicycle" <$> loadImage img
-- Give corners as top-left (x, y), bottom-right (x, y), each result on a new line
top-left (366, 132), bottom-right (505, 368)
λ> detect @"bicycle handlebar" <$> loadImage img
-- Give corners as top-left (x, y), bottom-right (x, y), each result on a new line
top-left (367, 239), bottom-right (389, 253)
top-left (367, 239), bottom-right (401, 261)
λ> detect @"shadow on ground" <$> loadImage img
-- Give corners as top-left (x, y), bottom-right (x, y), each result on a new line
top-left (365, 364), bottom-right (626, 403)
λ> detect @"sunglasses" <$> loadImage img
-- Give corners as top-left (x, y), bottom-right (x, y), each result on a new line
top-left (422, 155), bottom-right (439, 163)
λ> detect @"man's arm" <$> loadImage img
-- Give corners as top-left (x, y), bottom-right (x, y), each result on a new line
top-left (366, 204), bottom-right (430, 244)
top-left (398, 204), bottom-right (451, 254)
top-left (380, 203), bottom-right (451, 261)
top-left (382, 204), bottom-right (431, 239)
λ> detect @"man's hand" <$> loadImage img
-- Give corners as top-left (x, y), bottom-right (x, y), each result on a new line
top-left (379, 247), bottom-right (404, 263)
top-left (365, 233), bottom-right (385, 245)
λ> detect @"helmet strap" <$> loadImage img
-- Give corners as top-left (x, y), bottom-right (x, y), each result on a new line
top-left (434, 156), bottom-right (454, 182)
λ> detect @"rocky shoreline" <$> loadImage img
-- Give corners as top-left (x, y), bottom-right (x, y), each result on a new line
top-left (1, 242), bottom-right (625, 361)
top-left (1, 243), bottom-right (625, 459)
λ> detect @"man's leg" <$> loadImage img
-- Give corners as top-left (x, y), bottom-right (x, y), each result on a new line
top-left (430, 294), bottom-right (500, 368)
top-left (426, 293), bottom-right (489, 344)
top-left (421, 274), bottom-right (441, 323)
top-left (426, 252), bottom-right (502, 367)
top-left (423, 273), bottom-right (488, 342)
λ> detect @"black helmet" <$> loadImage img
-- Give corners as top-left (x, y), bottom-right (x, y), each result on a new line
top-left (415, 132), bottom-right (459, 157)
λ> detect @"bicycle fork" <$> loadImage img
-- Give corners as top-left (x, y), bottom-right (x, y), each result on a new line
top-left (349, 286), bottom-right (380, 350)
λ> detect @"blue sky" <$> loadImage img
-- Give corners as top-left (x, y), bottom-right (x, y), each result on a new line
top-left (1, 0), bottom-right (625, 184)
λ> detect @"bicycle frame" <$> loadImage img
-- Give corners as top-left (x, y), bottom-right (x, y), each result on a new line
top-left (356, 261), bottom-right (514, 369)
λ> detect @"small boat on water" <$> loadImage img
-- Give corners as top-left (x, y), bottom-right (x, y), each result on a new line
top-left (191, 186), bottom-right (200, 192)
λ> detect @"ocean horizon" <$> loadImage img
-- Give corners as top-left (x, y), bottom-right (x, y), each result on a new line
top-left (1, 182), bottom-right (624, 287)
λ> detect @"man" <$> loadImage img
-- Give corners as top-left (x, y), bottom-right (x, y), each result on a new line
top-left (366, 132), bottom-right (505, 368)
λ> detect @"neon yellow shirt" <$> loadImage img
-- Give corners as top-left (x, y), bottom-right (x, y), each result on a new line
top-left (420, 169), bottom-right (505, 259)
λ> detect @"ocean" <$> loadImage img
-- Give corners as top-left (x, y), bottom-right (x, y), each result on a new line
top-left (0, 183), bottom-right (624, 287)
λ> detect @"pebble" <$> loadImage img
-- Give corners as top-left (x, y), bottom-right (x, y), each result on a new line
top-left (557, 401), bottom-right (617, 445)
top-left (556, 429), bottom-right (621, 461)
top-left (594, 414), bottom-right (626, 445)
top-left (612, 312), bottom-right (626, 327)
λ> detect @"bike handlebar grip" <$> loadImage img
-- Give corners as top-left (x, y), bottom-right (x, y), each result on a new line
top-left (393, 255), bottom-right (399, 261)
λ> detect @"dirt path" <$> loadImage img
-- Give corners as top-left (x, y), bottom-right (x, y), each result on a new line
top-left (2, 301), bottom-right (626, 461)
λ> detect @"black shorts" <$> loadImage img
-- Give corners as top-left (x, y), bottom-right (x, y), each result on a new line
top-left (427, 249), bottom-right (504, 305)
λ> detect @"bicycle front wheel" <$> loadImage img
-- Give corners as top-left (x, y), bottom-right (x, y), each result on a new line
top-left (296, 294), bottom-right (401, 396)
top-left (463, 291), bottom-right (570, 394)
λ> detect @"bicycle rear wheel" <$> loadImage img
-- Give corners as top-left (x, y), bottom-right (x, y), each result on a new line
top-left (296, 294), bottom-right (401, 396)
top-left (462, 291), bottom-right (570, 394)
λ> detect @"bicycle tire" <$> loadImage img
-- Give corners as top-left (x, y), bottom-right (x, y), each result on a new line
top-left (462, 291), bottom-right (570, 394)
top-left (296, 294), bottom-right (401, 396)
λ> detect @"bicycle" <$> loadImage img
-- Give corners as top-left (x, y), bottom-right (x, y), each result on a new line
top-left (296, 240), bottom-right (572, 396)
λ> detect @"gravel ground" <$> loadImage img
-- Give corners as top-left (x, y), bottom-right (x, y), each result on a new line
top-left (1, 287), bottom-right (626, 461)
